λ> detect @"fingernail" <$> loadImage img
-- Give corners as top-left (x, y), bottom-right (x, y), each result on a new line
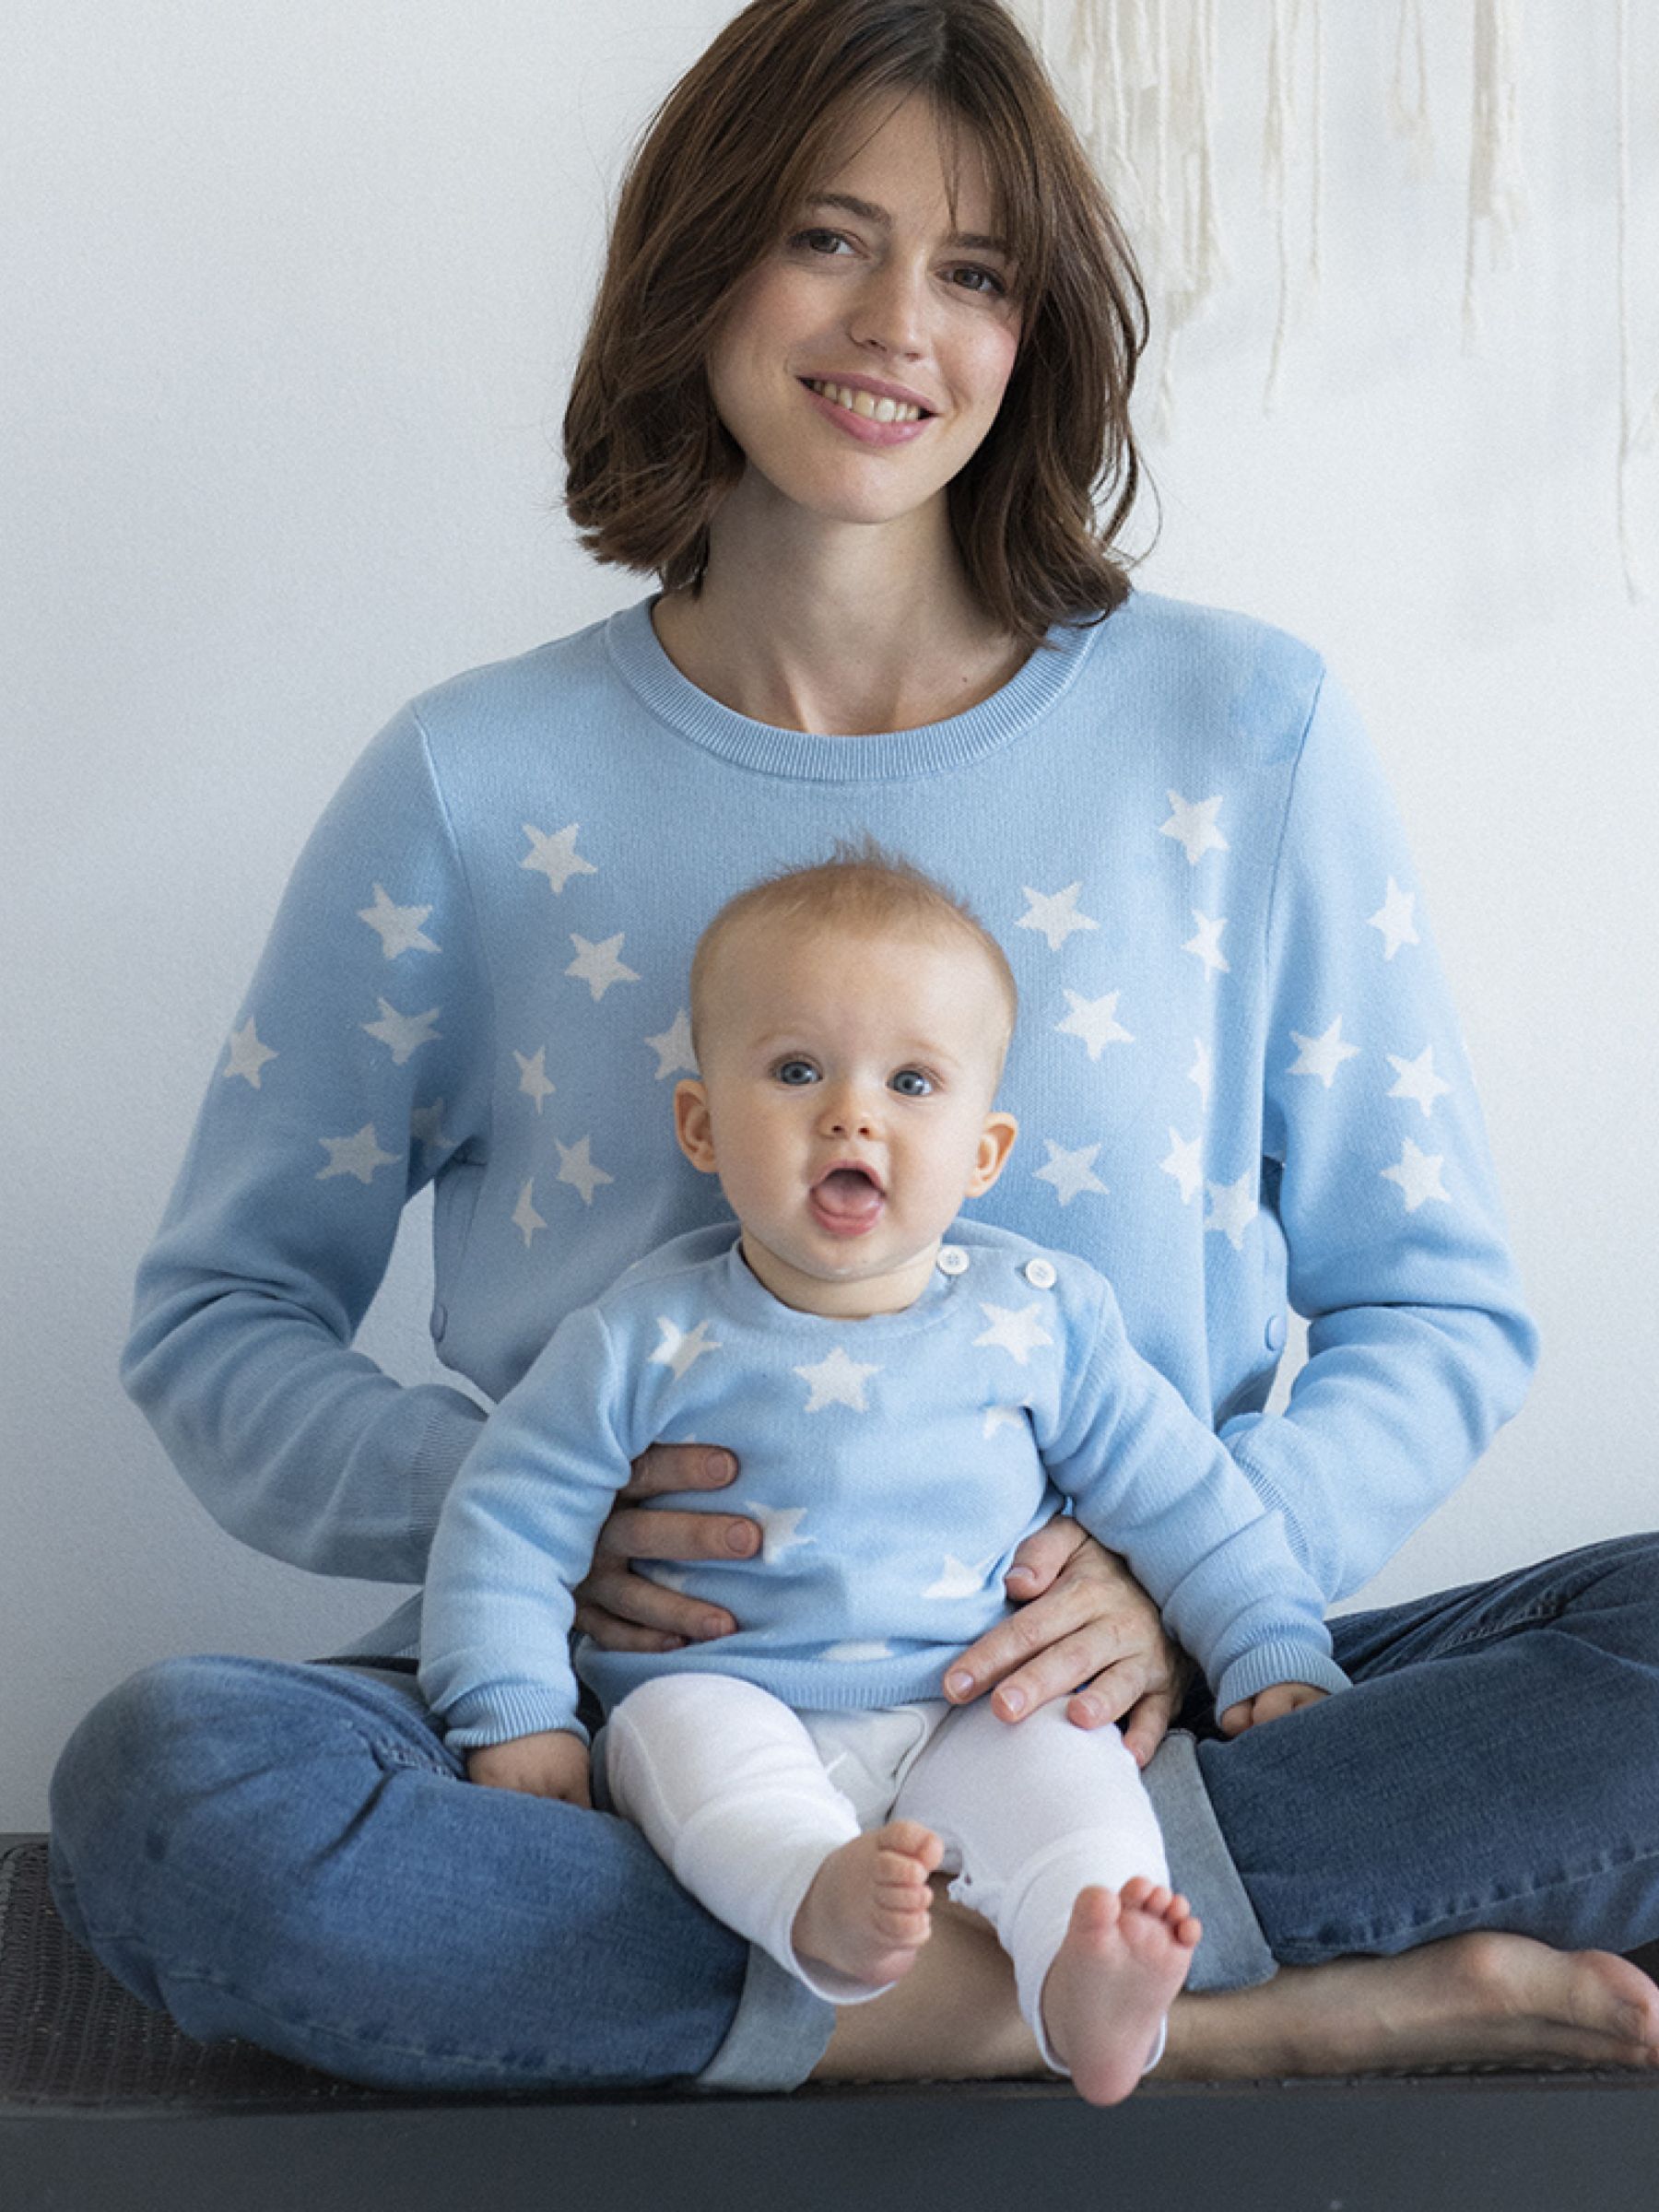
top-left (946, 1670), bottom-right (973, 1699)
top-left (698, 1616), bottom-right (730, 1641)
top-left (1071, 1696), bottom-right (1101, 1727)
top-left (725, 1521), bottom-right (758, 1554)
top-left (998, 1688), bottom-right (1027, 1717)
top-left (706, 1451), bottom-right (736, 1484)
top-left (1006, 1568), bottom-right (1036, 1588)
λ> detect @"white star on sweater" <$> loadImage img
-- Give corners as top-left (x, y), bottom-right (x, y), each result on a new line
top-left (982, 1406), bottom-right (1027, 1441)
top-left (1188, 1036), bottom-right (1213, 1111)
top-left (650, 1316), bottom-right (722, 1381)
top-left (753, 1502), bottom-right (815, 1563)
top-left (1057, 989), bottom-right (1134, 1060)
top-left (1018, 882), bottom-right (1100, 953)
top-left (1160, 1130), bottom-right (1205, 1205)
top-left (1205, 1171), bottom-right (1259, 1252)
top-left (1034, 1140), bottom-right (1108, 1206)
top-left (1369, 878), bottom-right (1419, 960)
top-left (1288, 1015), bottom-right (1362, 1089)
top-left (924, 1553), bottom-right (999, 1600)
top-left (521, 822), bottom-right (597, 895)
top-left (1160, 792), bottom-right (1230, 866)
top-left (795, 1346), bottom-right (881, 1414)
top-left (1182, 911), bottom-right (1230, 979)
top-left (1382, 1138), bottom-right (1450, 1212)
top-left (1387, 1045), bottom-right (1453, 1118)
top-left (512, 1179), bottom-right (547, 1245)
top-left (556, 1135), bottom-right (614, 1206)
top-left (514, 1046), bottom-right (556, 1113)
top-left (363, 999), bottom-right (441, 1065)
top-left (409, 1099), bottom-right (451, 1159)
top-left (825, 1641), bottom-right (897, 1663)
top-left (358, 884), bottom-right (439, 959)
top-left (317, 1124), bottom-right (400, 1185)
top-left (224, 1018), bottom-right (277, 1088)
top-left (974, 1302), bottom-right (1053, 1366)
top-left (645, 1009), bottom-right (698, 1081)
top-left (567, 933), bottom-right (641, 1002)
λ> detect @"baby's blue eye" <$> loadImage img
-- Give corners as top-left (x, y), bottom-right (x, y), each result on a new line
top-left (890, 1068), bottom-right (933, 1098)
top-left (776, 1060), bottom-right (819, 1087)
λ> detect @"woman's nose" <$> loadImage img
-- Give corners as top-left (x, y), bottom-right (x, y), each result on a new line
top-left (847, 258), bottom-right (926, 361)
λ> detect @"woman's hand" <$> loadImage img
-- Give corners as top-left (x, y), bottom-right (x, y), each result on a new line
top-left (573, 1444), bottom-right (759, 1653)
top-left (942, 1520), bottom-right (1194, 1765)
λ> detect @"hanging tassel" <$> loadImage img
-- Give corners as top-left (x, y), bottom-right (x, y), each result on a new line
top-left (1617, 0), bottom-right (1658, 600)
top-left (1262, 0), bottom-right (1301, 409)
top-left (1389, 0), bottom-right (1435, 181)
top-left (1464, 0), bottom-right (1526, 349)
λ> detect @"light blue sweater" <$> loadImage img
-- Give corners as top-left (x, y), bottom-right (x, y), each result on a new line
top-left (123, 593), bottom-right (1537, 1657)
top-left (419, 1225), bottom-right (1351, 1746)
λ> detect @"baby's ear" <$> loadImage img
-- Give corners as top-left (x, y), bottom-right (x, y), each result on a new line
top-left (674, 1080), bottom-right (720, 1174)
top-left (966, 1112), bottom-right (1018, 1197)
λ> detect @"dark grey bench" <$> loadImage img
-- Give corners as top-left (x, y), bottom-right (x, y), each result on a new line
top-left (3, 1836), bottom-right (1653, 2211)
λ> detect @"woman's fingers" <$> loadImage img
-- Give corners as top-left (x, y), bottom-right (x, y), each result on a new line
top-left (1000, 1514), bottom-right (1089, 1600)
top-left (576, 1443), bottom-right (758, 1650)
top-left (622, 1441), bottom-right (738, 1501)
top-left (944, 1583), bottom-right (1110, 1715)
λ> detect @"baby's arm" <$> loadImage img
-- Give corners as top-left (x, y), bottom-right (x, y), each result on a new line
top-left (467, 1729), bottom-right (593, 1806)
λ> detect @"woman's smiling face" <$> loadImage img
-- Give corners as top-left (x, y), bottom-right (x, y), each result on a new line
top-left (704, 94), bottom-right (1022, 535)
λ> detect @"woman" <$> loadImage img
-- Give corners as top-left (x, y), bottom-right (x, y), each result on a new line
top-left (49, 0), bottom-right (1659, 2090)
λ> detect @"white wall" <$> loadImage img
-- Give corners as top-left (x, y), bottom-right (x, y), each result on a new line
top-left (6, 1), bottom-right (1654, 1830)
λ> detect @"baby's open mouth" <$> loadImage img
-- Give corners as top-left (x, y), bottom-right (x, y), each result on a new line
top-left (810, 1164), bottom-right (886, 1233)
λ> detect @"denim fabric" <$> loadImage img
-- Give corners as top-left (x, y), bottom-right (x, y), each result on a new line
top-left (47, 1534), bottom-right (1659, 2090)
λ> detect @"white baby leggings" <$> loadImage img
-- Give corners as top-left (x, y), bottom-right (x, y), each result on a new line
top-left (600, 1672), bottom-right (1172, 2077)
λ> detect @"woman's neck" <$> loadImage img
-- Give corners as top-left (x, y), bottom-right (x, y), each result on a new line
top-left (653, 483), bottom-right (1028, 736)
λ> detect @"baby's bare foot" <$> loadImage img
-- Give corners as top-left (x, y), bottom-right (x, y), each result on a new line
top-left (792, 1820), bottom-right (945, 1991)
top-left (1041, 1877), bottom-right (1202, 2106)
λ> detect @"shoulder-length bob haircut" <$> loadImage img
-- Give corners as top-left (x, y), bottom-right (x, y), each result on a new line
top-left (564, 0), bottom-right (1147, 645)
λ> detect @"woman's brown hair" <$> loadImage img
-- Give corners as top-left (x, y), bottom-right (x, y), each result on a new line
top-left (563, 0), bottom-right (1147, 645)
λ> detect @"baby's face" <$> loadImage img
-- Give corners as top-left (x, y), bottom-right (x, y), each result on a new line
top-left (677, 921), bottom-right (1017, 1317)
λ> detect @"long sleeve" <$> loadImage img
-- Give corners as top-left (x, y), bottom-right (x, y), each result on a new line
top-left (121, 709), bottom-right (496, 1583)
top-left (1221, 673), bottom-right (1538, 1601)
top-left (1043, 1277), bottom-right (1349, 1714)
top-left (419, 1304), bottom-right (636, 1747)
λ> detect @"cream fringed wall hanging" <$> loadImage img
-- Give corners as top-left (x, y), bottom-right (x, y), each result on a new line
top-left (1011, 0), bottom-right (1657, 600)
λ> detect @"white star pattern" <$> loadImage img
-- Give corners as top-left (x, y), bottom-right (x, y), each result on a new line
top-left (317, 1124), bottom-right (400, 1185)
top-left (795, 1346), bottom-right (882, 1414)
top-left (1382, 1138), bottom-right (1451, 1212)
top-left (512, 1179), bottom-right (547, 1245)
top-left (1387, 1045), bottom-right (1453, 1118)
top-left (645, 1009), bottom-right (698, 1081)
top-left (1017, 882), bottom-right (1100, 952)
top-left (825, 1641), bottom-right (897, 1663)
top-left (514, 1046), bottom-right (556, 1113)
top-left (224, 1018), bottom-right (277, 1088)
top-left (650, 1316), bottom-right (723, 1381)
top-left (982, 1406), bottom-right (1027, 1441)
top-left (358, 884), bottom-right (439, 959)
top-left (567, 933), bottom-right (641, 1002)
top-left (973, 1302), bottom-right (1054, 1366)
top-left (1160, 792), bottom-right (1230, 866)
top-left (521, 823), bottom-right (597, 896)
top-left (556, 1135), bottom-right (614, 1207)
top-left (1205, 1171), bottom-right (1259, 1251)
top-left (1034, 1140), bottom-right (1108, 1206)
top-left (752, 1502), bottom-right (816, 1563)
top-left (1182, 911), bottom-right (1230, 979)
top-left (1189, 1036), bottom-right (1213, 1111)
top-left (1369, 878), bottom-right (1419, 960)
top-left (1056, 989), bottom-right (1134, 1060)
top-left (409, 1099), bottom-right (451, 1159)
top-left (1160, 1129), bottom-right (1205, 1205)
top-left (923, 1553), bottom-right (999, 1600)
top-left (362, 999), bottom-right (441, 1065)
top-left (1288, 1016), bottom-right (1362, 1089)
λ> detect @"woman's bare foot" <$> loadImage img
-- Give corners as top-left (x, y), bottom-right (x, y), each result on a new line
top-left (1157, 1931), bottom-right (1659, 2079)
top-left (1041, 1878), bottom-right (1201, 2106)
top-left (792, 1820), bottom-right (945, 1990)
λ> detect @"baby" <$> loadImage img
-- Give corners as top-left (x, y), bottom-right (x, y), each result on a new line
top-left (419, 847), bottom-right (1347, 2102)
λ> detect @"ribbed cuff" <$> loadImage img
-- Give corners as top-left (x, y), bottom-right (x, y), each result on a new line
top-left (1141, 1729), bottom-right (1277, 1994)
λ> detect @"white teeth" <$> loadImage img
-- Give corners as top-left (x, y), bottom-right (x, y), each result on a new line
top-left (810, 380), bottom-right (923, 424)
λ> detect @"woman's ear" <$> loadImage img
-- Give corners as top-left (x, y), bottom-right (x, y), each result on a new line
top-left (674, 1079), bottom-right (720, 1174)
top-left (965, 1112), bottom-right (1018, 1197)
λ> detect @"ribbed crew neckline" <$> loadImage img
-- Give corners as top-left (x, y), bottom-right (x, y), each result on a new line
top-left (605, 594), bottom-right (1107, 785)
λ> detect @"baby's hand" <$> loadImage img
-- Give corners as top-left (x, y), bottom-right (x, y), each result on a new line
top-left (466, 1728), bottom-right (593, 1808)
top-left (1218, 1682), bottom-right (1330, 1737)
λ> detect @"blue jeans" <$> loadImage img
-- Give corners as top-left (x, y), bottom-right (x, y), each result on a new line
top-left (47, 1534), bottom-right (1659, 2091)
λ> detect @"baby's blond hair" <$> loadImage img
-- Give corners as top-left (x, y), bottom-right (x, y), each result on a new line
top-left (690, 841), bottom-right (1018, 1065)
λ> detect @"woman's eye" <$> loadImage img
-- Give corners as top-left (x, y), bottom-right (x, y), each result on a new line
top-left (890, 1069), bottom-right (933, 1098)
top-left (776, 1060), bottom-right (819, 1087)
top-left (950, 265), bottom-right (1006, 298)
top-left (791, 228), bottom-right (851, 257)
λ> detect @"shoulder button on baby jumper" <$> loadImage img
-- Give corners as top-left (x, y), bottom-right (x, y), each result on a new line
top-left (1023, 1257), bottom-right (1057, 1290)
top-left (937, 1245), bottom-right (971, 1277)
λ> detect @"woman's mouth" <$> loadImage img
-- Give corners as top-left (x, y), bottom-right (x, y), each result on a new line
top-left (809, 1164), bottom-right (887, 1236)
top-left (800, 380), bottom-right (934, 446)
top-left (805, 379), bottom-right (927, 425)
